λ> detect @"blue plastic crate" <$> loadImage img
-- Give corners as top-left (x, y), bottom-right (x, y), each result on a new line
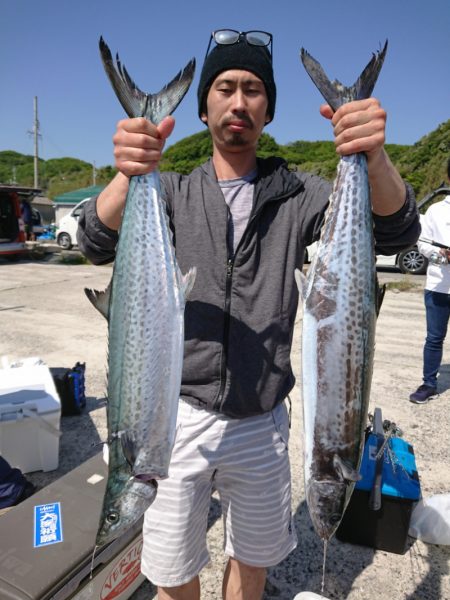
top-left (356, 434), bottom-right (421, 501)
top-left (336, 432), bottom-right (421, 553)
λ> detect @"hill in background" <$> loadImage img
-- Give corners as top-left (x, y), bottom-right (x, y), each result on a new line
top-left (1, 119), bottom-right (449, 203)
top-left (0, 152), bottom-right (115, 198)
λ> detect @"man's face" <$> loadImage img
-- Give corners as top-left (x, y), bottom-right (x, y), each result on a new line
top-left (201, 69), bottom-right (270, 152)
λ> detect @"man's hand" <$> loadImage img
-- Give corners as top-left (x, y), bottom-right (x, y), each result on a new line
top-left (320, 98), bottom-right (386, 161)
top-left (320, 98), bottom-right (406, 216)
top-left (113, 116), bottom-right (175, 178)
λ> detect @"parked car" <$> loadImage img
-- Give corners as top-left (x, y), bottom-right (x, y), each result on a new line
top-left (305, 184), bottom-right (450, 275)
top-left (56, 198), bottom-right (90, 249)
top-left (376, 244), bottom-right (428, 275)
top-left (0, 185), bottom-right (41, 259)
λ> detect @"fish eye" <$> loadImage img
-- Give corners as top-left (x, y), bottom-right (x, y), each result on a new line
top-left (329, 514), bottom-right (341, 525)
top-left (106, 510), bottom-right (120, 524)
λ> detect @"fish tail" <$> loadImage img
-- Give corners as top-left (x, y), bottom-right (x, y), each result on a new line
top-left (300, 41), bottom-right (388, 110)
top-left (99, 37), bottom-right (195, 124)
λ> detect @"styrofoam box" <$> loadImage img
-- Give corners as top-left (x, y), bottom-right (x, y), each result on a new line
top-left (0, 364), bottom-right (61, 473)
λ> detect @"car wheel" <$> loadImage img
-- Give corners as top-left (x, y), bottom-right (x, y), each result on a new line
top-left (57, 233), bottom-right (72, 250)
top-left (397, 247), bottom-right (428, 275)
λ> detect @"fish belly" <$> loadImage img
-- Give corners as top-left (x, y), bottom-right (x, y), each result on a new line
top-left (108, 173), bottom-right (184, 479)
top-left (302, 154), bottom-right (376, 488)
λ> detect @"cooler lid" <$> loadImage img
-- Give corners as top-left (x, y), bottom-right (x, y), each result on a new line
top-left (0, 365), bottom-right (61, 415)
top-left (356, 434), bottom-right (421, 501)
top-left (0, 453), bottom-right (142, 600)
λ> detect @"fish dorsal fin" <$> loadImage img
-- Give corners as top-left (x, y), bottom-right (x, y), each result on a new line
top-left (99, 36), bottom-right (195, 124)
top-left (84, 280), bottom-right (112, 320)
top-left (300, 41), bottom-right (388, 110)
top-left (333, 454), bottom-right (361, 483)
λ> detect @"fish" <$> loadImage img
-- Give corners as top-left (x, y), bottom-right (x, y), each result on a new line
top-left (297, 42), bottom-right (387, 541)
top-left (86, 37), bottom-right (196, 546)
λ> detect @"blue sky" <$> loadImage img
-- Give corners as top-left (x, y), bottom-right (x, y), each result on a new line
top-left (1, 0), bottom-right (449, 170)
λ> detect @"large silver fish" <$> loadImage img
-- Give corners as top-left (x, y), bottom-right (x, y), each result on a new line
top-left (86, 38), bottom-right (196, 546)
top-left (297, 43), bottom-right (387, 541)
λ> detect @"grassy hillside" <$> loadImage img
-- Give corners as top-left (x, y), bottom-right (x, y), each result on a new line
top-left (0, 151), bottom-right (115, 198)
top-left (162, 120), bottom-right (450, 200)
top-left (1, 119), bottom-right (448, 202)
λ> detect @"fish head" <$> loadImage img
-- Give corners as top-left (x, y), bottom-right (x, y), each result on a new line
top-left (96, 476), bottom-right (157, 546)
top-left (306, 478), bottom-right (350, 540)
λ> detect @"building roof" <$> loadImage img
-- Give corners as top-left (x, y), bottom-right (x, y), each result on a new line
top-left (32, 196), bottom-right (54, 207)
top-left (53, 185), bottom-right (105, 205)
top-left (0, 184), bottom-right (42, 199)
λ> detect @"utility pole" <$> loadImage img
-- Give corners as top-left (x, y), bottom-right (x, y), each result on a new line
top-left (92, 161), bottom-right (97, 186)
top-left (28, 96), bottom-right (40, 189)
top-left (33, 96), bottom-right (40, 189)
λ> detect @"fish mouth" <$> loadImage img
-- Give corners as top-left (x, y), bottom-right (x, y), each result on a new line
top-left (96, 478), bottom-right (158, 546)
top-left (306, 479), bottom-right (348, 540)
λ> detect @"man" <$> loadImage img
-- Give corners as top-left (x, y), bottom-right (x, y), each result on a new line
top-left (78, 30), bottom-right (420, 600)
top-left (410, 158), bottom-right (450, 404)
top-left (20, 200), bottom-right (34, 241)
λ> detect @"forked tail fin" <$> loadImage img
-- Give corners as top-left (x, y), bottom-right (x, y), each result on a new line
top-left (300, 41), bottom-right (388, 110)
top-left (99, 37), bottom-right (195, 124)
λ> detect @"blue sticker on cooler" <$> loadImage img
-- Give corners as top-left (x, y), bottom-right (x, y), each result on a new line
top-left (34, 502), bottom-right (63, 547)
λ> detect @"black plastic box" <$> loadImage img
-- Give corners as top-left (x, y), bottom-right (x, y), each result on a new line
top-left (336, 434), bottom-right (421, 554)
top-left (51, 362), bottom-right (86, 416)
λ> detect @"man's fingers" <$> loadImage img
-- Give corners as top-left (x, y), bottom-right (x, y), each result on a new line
top-left (319, 104), bottom-right (334, 120)
top-left (157, 116), bottom-right (175, 141)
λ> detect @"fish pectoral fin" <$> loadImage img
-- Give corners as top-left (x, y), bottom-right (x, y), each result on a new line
top-left (294, 268), bottom-right (307, 300)
top-left (181, 267), bottom-right (197, 299)
top-left (333, 454), bottom-right (361, 483)
top-left (133, 473), bottom-right (158, 489)
top-left (119, 431), bottom-right (138, 469)
top-left (84, 280), bottom-right (111, 320)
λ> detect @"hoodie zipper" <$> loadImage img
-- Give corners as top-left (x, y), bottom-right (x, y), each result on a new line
top-left (215, 257), bottom-right (234, 409)
top-left (213, 180), bottom-right (304, 412)
top-left (214, 199), bottom-right (234, 410)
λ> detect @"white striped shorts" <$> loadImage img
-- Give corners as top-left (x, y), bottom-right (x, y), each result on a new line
top-left (141, 399), bottom-right (297, 587)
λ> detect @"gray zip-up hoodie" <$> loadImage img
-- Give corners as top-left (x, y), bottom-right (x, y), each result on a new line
top-left (77, 157), bottom-right (420, 417)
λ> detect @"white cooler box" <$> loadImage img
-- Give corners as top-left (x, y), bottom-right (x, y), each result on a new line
top-left (0, 364), bottom-right (61, 473)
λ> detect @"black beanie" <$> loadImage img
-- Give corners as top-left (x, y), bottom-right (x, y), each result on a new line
top-left (197, 41), bottom-right (276, 123)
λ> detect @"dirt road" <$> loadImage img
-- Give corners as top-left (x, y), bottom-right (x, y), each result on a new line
top-left (0, 257), bottom-right (448, 599)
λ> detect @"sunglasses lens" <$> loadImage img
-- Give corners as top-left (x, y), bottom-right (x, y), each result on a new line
top-left (246, 31), bottom-right (271, 46)
top-left (213, 29), bottom-right (240, 45)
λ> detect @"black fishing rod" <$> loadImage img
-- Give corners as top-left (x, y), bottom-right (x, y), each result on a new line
top-left (419, 238), bottom-right (450, 251)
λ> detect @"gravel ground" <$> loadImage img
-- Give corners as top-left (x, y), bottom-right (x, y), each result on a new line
top-left (0, 253), bottom-right (449, 599)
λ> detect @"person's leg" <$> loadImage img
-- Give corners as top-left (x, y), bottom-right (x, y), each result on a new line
top-left (141, 402), bottom-right (218, 592)
top-left (215, 402), bottom-right (297, 596)
top-left (222, 558), bottom-right (266, 600)
top-left (158, 576), bottom-right (200, 600)
top-left (423, 290), bottom-right (450, 387)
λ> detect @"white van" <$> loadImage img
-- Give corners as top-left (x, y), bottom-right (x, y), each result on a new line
top-left (56, 198), bottom-right (90, 249)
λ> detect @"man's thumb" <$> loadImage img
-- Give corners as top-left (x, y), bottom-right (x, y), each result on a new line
top-left (158, 116), bottom-right (175, 141)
